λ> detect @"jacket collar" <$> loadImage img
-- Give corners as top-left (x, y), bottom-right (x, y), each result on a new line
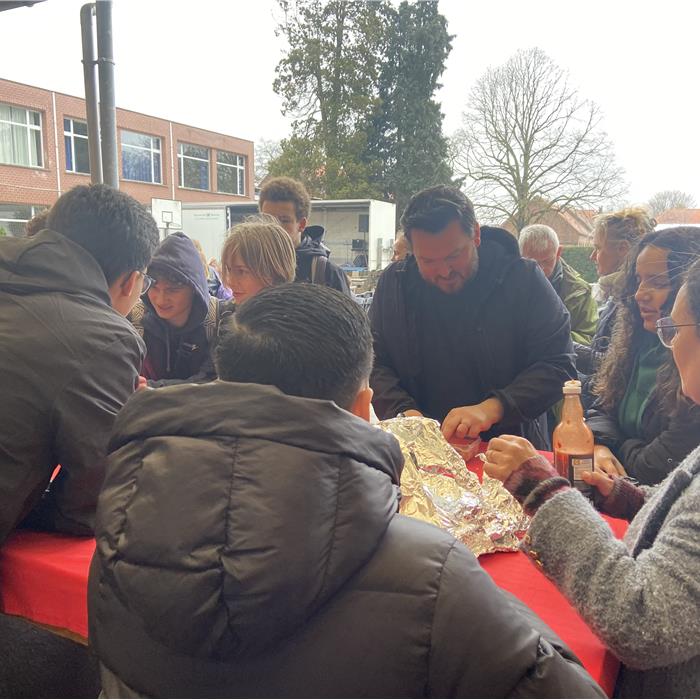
top-left (0, 228), bottom-right (112, 306)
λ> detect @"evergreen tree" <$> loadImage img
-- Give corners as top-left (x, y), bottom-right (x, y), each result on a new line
top-left (365, 2), bottom-right (455, 219)
top-left (270, 0), bottom-right (454, 210)
top-left (271, 0), bottom-right (385, 198)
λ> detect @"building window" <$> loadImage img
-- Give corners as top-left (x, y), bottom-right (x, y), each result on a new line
top-left (121, 130), bottom-right (162, 183)
top-left (178, 143), bottom-right (209, 191)
top-left (64, 118), bottom-right (90, 174)
top-left (0, 103), bottom-right (43, 168)
top-left (0, 203), bottom-right (47, 237)
top-left (216, 151), bottom-right (245, 195)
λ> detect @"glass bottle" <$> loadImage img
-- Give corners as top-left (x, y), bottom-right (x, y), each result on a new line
top-left (553, 380), bottom-right (594, 489)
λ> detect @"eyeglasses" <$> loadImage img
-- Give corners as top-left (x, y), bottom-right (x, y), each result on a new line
top-left (140, 273), bottom-right (155, 295)
top-left (656, 316), bottom-right (700, 348)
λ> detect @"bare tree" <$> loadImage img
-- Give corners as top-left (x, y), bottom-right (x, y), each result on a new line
top-left (254, 138), bottom-right (282, 187)
top-left (647, 190), bottom-right (696, 216)
top-left (452, 48), bottom-right (627, 231)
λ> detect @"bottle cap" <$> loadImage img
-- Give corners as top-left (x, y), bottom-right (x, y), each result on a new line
top-left (563, 379), bottom-right (582, 395)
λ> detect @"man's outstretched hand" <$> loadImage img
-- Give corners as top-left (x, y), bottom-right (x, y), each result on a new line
top-left (441, 398), bottom-right (504, 440)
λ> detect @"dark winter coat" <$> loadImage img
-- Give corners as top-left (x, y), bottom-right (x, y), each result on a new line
top-left (89, 382), bottom-right (603, 699)
top-left (295, 234), bottom-right (351, 296)
top-left (575, 297), bottom-right (619, 377)
top-left (369, 226), bottom-right (576, 449)
top-left (576, 298), bottom-right (620, 409)
top-left (130, 232), bottom-right (233, 386)
top-left (0, 229), bottom-right (144, 544)
top-left (587, 390), bottom-right (700, 486)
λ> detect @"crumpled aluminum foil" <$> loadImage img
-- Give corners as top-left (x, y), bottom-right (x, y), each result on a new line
top-left (378, 416), bottom-right (529, 556)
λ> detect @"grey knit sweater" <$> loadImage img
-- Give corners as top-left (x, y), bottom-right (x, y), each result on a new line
top-left (526, 445), bottom-right (700, 698)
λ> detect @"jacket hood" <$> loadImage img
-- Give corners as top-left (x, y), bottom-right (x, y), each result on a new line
top-left (98, 381), bottom-right (403, 659)
top-left (145, 232), bottom-right (210, 330)
top-left (296, 233), bottom-right (330, 260)
top-left (0, 228), bottom-right (111, 305)
top-left (480, 225), bottom-right (521, 260)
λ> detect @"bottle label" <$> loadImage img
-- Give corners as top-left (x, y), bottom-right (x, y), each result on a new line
top-left (554, 452), bottom-right (593, 483)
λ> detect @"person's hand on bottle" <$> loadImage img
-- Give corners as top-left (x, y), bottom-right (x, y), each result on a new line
top-left (581, 469), bottom-right (615, 498)
top-left (593, 444), bottom-right (627, 477)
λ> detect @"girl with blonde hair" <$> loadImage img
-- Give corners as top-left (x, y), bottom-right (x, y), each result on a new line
top-left (221, 215), bottom-right (296, 305)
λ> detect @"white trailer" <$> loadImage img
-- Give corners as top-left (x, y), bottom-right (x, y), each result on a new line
top-left (181, 199), bottom-right (397, 270)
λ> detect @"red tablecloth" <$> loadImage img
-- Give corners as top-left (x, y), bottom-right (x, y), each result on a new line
top-left (0, 444), bottom-right (626, 695)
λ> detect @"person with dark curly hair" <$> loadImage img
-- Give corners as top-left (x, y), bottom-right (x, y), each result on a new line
top-left (587, 227), bottom-right (700, 484)
top-left (0, 184), bottom-right (158, 543)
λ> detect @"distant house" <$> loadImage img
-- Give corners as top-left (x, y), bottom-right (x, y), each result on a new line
top-left (500, 203), bottom-right (596, 245)
top-left (655, 209), bottom-right (700, 227)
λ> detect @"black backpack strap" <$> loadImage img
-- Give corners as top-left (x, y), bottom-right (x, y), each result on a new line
top-left (311, 255), bottom-right (329, 286)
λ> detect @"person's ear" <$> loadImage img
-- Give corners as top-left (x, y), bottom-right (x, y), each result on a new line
top-left (472, 222), bottom-right (481, 247)
top-left (350, 385), bottom-right (373, 422)
top-left (556, 245), bottom-right (563, 260)
top-left (108, 270), bottom-right (140, 316)
top-left (298, 216), bottom-right (308, 234)
top-left (618, 240), bottom-right (631, 257)
top-left (120, 270), bottom-right (140, 297)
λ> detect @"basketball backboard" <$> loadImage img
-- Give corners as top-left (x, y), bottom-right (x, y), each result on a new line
top-left (151, 198), bottom-right (182, 230)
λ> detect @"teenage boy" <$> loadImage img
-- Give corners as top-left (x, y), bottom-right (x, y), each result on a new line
top-left (0, 184), bottom-right (158, 543)
top-left (129, 232), bottom-right (233, 386)
top-left (259, 176), bottom-right (351, 295)
top-left (89, 283), bottom-right (602, 698)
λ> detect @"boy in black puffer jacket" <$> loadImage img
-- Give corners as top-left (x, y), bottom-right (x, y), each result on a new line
top-left (90, 284), bottom-right (603, 699)
top-left (129, 232), bottom-right (233, 386)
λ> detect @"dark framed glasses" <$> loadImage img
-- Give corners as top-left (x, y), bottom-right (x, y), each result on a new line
top-left (656, 316), bottom-right (700, 348)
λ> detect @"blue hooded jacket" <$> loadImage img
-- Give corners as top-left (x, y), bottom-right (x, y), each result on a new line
top-left (130, 232), bottom-right (233, 385)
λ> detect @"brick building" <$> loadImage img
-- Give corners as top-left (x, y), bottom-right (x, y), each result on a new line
top-left (0, 78), bottom-right (254, 236)
top-left (501, 201), bottom-right (595, 245)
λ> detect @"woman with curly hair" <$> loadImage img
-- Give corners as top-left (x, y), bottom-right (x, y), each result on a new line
top-left (588, 226), bottom-right (700, 484)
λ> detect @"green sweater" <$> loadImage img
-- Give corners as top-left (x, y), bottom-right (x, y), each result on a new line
top-left (618, 333), bottom-right (668, 438)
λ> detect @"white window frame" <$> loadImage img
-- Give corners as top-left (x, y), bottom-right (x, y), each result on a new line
top-left (0, 103), bottom-right (43, 168)
top-left (121, 130), bottom-right (162, 184)
top-left (64, 117), bottom-right (90, 174)
top-left (0, 204), bottom-right (47, 236)
top-left (216, 151), bottom-right (245, 195)
top-left (178, 142), bottom-right (210, 191)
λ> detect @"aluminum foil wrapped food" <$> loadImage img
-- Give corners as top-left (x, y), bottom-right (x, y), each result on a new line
top-left (378, 416), bottom-right (529, 556)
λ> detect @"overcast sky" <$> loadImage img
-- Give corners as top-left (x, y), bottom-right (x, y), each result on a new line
top-left (2, 0), bottom-right (699, 205)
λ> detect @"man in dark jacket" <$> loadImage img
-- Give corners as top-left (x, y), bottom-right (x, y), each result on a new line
top-left (370, 186), bottom-right (576, 449)
top-left (129, 231), bottom-right (233, 387)
top-left (0, 184), bottom-right (158, 544)
top-left (89, 283), bottom-right (602, 698)
top-left (259, 176), bottom-right (351, 295)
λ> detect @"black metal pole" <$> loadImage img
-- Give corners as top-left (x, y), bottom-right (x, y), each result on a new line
top-left (95, 0), bottom-right (118, 188)
top-left (80, 3), bottom-right (102, 184)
